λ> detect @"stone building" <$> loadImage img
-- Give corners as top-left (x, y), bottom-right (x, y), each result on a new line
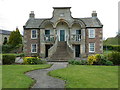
top-left (23, 7), bottom-right (103, 61)
top-left (0, 29), bottom-right (11, 46)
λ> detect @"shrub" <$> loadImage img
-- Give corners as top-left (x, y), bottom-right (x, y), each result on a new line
top-left (105, 60), bottom-right (113, 66)
top-left (87, 54), bottom-right (114, 65)
top-left (23, 57), bottom-right (46, 65)
top-left (68, 60), bottom-right (87, 65)
top-left (80, 60), bottom-right (87, 65)
top-left (3, 54), bottom-right (16, 64)
top-left (103, 45), bottom-right (120, 52)
top-left (73, 60), bottom-right (81, 65)
top-left (68, 60), bottom-right (75, 64)
top-left (16, 53), bottom-right (25, 57)
top-left (107, 51), bottom-right (120, 65)
top-left (87, 55), bottom-right (96, 65)
top-left (2, 44), bottom-right (14, 53)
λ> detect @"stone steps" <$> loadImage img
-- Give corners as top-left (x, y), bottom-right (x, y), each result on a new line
top-left (50, 41), bottom-right (72, 61)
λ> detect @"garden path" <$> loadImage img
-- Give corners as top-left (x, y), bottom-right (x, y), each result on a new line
top-left (26, 62), bottom-right (68, 89)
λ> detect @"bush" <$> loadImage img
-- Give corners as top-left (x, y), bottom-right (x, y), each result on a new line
top-left (68, 60), bottom-right (75, 64)
top-left (87, 54), bottom-right (114, 66)
top-left (23, 57), bottom-right (46, 65)
top-left (80, 60), bottom-right (87, 65)
top-left (68, 60), bottom-right (87, 65)
top-left (87, 55), bottom-right (96, 65)
top-left (105, 60), bottom-right (113, 66)
top-left (16, 53), bottom-right (25, 57)
top-left (107, 51), bottom-right (120, 65)
top-left (2, 44), bottom-right (14, 53)
top-left (3, 54), bottom-right (16, 64)
top-left (103, 45), bottom-right (120, 52)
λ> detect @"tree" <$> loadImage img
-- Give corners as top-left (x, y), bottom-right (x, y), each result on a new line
top-left (8, 28), bottom-right (22, 46)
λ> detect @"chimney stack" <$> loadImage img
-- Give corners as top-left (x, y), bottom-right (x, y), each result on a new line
top-left (92, 11), bottom-right (97, 17)
top-left (29, 11), bottom-right (35, 19)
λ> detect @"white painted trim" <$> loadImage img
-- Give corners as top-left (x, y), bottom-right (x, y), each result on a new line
top-left (88, 29), bottom-right (95, 38)
top-left (31, 44), bottom-right (37, 53)
top-left (89, 43), bottom-right (95, 53)
top-left (31, 29), bottom-right (37, 39)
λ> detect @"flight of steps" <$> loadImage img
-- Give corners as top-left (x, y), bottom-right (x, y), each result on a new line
top-left (49, 41), bottom-right (72, 61)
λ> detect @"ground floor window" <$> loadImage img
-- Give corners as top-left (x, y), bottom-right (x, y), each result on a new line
top-left (31, 44), bottom-right (37, 53)
top-left (89, 43), bottom-right (95, 52)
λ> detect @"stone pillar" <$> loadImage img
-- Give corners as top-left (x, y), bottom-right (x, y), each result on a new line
top-left (81, 29), bottom-right (86, 58)
top-left (40, 29), bottom-right (45, 58)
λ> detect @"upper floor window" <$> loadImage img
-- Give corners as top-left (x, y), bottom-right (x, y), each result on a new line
top-left (31, 30), bottom-right (37, 39)
top-left (76, 30), bottom-right (81, 41)
top-left (89, 43), bottom-right (95, 52)
top-left (88, 29), bottom-right (95, 38)
top-left (31, 44), bottom-right (37, 53)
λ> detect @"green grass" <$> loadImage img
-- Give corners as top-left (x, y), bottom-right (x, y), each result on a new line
top-left (49, 65), bottom-right (118, 88)
top-left (0, 66), bottom-right (2, 89)
top-left (2, 64), bottom-right (51, 88)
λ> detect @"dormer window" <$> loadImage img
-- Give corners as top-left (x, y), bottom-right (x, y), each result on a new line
top-left (31, 29), bottom-right (37, 39)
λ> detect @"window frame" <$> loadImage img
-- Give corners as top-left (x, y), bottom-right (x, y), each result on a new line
top-left (88, 29), bottom-right (95, 38)
top-left (31, 44), bottom-right (37, 53)
top-left (31, 29), bottom-right (37, 39)
top-left (89, 43), bottom-right (95, 53)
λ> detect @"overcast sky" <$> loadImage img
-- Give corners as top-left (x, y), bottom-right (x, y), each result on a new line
top-left (0, 0), bottom-right (119, 39)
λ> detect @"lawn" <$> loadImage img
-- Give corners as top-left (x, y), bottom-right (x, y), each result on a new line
top-left (2, 64), bottom-right (51, 88)
top-left (49, 65), bottom-right (118, 88)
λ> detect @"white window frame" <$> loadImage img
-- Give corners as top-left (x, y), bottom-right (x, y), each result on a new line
top-left (89, 43), bottom-right (95, 52)
top-left (31, 44), bottom-right (37, 53)
top-left (31, 29), bottom-right (37, 39)
top-left (88, 29), bottom-right (95, 38)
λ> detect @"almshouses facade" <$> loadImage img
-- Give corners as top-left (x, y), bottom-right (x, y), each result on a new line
top-left (23, 7), bottom-right (103, 61)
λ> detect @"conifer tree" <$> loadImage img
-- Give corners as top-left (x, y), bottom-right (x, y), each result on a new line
top-left (8, 28), bottom-right (22, 46)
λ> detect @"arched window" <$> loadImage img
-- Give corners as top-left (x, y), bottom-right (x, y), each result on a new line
top-left (3, 37), bottom-right (7, 45)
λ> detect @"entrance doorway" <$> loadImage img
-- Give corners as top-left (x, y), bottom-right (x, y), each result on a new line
top-left (45, 45), bottom-right (52, 57)
top-left (60, 30), bottom-right (65, 41)
top-left (75, 45), bottom-right (80, 57)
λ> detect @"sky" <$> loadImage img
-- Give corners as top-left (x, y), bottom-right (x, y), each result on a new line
top-left (0, 0), bottom-right (119, 39)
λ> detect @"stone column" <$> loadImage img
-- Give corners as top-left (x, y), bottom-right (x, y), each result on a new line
top-left (40, 28), bottom-right (45, 58)
top-left (81, 29), bottom-right (86, 58)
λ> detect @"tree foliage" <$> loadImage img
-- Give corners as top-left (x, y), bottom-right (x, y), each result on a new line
top-left (8, 28), bottom-right (22, 46)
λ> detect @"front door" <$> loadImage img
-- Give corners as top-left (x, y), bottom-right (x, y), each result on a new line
top-left (75, 45), bottom-right (80, 57)
top-left (60, 30), bottom-right (65, 41)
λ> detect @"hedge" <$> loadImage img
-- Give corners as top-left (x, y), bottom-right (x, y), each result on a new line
top-left (103, 45), bottom-right (120, 52)
top-left (3, 54), bottom-right (16, 65)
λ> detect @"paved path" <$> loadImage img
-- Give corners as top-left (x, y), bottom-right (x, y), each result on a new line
top-left (26, 62), bottom-right (68, 89)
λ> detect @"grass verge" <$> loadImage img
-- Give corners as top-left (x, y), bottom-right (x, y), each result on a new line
top-left (2, 64), bottom-right (51, 88)
top-left (49, 65), bottom-right (118, 88)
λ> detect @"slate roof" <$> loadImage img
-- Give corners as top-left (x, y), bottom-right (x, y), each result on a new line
top-left (24, 17), bottom-right (103, 29)
top-left (80, 17), bottom-right (103, 27)
top-left (24, 19), bottom-right (45, 28)
top-left (0, 29), bottom-right (11, 35)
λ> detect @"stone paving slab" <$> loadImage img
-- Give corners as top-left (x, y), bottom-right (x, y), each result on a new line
top-left (26, 62), bottom-right (68, 89)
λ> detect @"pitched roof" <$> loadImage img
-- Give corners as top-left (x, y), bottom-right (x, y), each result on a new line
top-left (0, 29), bottom-right (11, 35)
top-left (80, 17), bottom-right (103, 27)
top-left (24, 17), bottom-right (103, 29)
top-left (24, 19), bottom-right (45, 28)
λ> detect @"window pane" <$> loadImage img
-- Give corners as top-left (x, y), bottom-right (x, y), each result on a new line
top-left (89, 29), bottom-right (95, 38)
top-left (89, 43), bottom-right (95, 52)
top-left (32, 30), bottom-right (37, 38)
top-left (32, 44), bottom-right (37, 52)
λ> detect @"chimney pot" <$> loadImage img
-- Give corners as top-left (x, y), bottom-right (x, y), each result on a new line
top-left (29, 11), bottom-right (35, 19)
